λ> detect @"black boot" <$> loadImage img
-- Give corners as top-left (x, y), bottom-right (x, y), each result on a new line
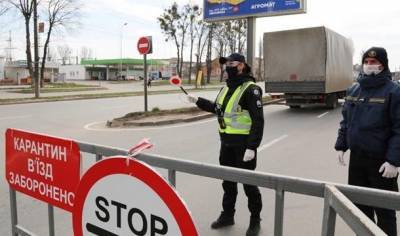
top-left (211, 211), bottom-right (235, 229)
top-left (246, 217), bottom-right (261, 236)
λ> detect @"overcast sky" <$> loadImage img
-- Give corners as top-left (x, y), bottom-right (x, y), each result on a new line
top-left (1, 0), bottom-right (400, 70)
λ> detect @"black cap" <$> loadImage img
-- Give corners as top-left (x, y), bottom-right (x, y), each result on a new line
top-left (362, 47), bottom-right (389, 70)
top-left (219, 53), bottom-right (246, 64)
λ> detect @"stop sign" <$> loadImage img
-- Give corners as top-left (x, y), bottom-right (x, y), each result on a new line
top-left (73, 157), bottom-right (198, 236)
top-left (137, 36), bottom-right (152, 55)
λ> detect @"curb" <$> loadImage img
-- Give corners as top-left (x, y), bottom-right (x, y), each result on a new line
top-left (107, 113), bottom-right (215, 127)
top-left (107, 98), bottom-right (284, 128)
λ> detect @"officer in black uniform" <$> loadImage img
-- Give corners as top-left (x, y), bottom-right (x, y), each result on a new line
top-left (335, 47), bottom-right (400, 236)
top-left (187, 53), bottom-right (264, 236)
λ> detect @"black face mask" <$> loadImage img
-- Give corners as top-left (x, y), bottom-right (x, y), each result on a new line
top-left (226, 66), bottom-right (238, 79)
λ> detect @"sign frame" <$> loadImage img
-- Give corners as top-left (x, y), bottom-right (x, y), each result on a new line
top-left (203, 0), bottom-right (307, 22)
top-left (73, 157), bottom-right (198, 236)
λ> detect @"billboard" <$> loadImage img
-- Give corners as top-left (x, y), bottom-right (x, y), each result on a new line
top-left (204, 0), bottom-right (306, 22)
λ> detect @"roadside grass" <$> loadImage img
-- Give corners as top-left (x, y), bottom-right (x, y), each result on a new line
top-left (47, 82), bottom-right (100, 88)
top-left (10, 82), bottom-right (105, 94)
top-left (0, 87), bottom-right (221, 105)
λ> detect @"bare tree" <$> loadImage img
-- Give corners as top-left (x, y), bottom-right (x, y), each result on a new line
top-left (235, 19), bottom-right (247, 54)
top-left (80, 46), bottom-right (93, 60)
top-left (205, 23), bottom-right (215, 84)
top-left (194, 20), bottom-right (208, 88)
top-left (213, 23), bottom-right (229, 82)
top-left (177, 4), bottom-right (190, 78)
top-left (33, 0), bottom-right (39, 97)
top-left (158, 2), bottom-right (192, 78)
top-left (47, 46), bottom-right (57, 61)
top-left (40, 0), bottom-right (81, 86)
top-left (186, 4), bottom-right (200, 84)
top-left (158, 3), bottom-right (181, 77)
top-left (6, 0), bottom-right (34, 79)
top-left (220, 20), bottom-right (247, 55)
top-left (0, 2), bottom-right (10, 16)
top-left (57, 44), bottom-right (72, 65)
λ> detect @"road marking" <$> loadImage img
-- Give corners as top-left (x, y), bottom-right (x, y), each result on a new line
top-left (84, 117), bottom-right (216, 132)
top-left (258, 134), bottom-right (288, 152)
top-left (0, 115), bottom-right (32, 121)
top-left (317, 112), bottom-right (329, 118)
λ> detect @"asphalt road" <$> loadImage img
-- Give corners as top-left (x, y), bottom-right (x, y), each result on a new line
top-left (0, 91), bottom-right (396, 235)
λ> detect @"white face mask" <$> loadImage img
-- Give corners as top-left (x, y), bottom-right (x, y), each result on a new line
top-left (363, 64), bottom-right (383, 75)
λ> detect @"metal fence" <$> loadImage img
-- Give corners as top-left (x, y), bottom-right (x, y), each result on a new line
top-left (10, 140), bottom-right (400, 236)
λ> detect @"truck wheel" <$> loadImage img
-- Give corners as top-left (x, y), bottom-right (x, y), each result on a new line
top-left (326, 94), bottom-right (338, 109)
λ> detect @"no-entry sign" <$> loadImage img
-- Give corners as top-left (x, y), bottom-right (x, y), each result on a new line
top-left (73, 157), bottom-right (198, 236)
top-left (137, 36), bottom-right (153, 55)
top-left (5, 129), bottom-right (81, 212)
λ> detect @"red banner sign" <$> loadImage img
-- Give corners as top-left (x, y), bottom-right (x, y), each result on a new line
top-left (5, 129), bottom-right (81, 212)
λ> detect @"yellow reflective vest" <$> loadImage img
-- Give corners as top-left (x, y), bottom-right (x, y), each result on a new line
top-left (216, 81), bottom-right (255, 134)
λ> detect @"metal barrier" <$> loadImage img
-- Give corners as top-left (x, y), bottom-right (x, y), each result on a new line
top-left (10, 140), bottom-right (400, 235)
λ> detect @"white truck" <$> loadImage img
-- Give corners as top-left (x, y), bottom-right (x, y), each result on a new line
top-left (263, 26), bottom-right (354, 109)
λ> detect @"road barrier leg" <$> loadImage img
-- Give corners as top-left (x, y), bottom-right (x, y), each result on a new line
top-left (96, 154), bottom-right (103, 162)
top-left (274, 187), bottom-right (285, 236)
top-left (168, 169), bottom-right (176, 187)
top-left (9, 188), bottom-right (18, 236)
top-left (321, 186), bottom-right (337, 236)
top-left (48, 205), bottom-right (55, 236)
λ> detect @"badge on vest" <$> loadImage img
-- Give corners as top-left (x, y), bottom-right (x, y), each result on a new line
top-left (257, 100), bottom-right (262, 108)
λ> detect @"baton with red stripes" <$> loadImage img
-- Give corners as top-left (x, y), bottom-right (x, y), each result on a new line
top-left (128, 138), bottom-right (153, 157)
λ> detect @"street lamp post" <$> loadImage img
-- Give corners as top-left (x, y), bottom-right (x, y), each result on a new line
top-left (119, 22), bottom-right (128, 80)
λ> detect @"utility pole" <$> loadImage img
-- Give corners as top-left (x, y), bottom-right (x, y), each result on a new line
top-left (246, 17), bottom-right (256, 69)
top-left (119, 22), bottom-right (128, 80)
top-left (33, 0), bottom-right (40, 98)
top-left (5, 31), bottom-right (16, 62)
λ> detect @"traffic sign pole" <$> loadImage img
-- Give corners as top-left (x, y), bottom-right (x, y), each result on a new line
top-left (144, 54), bottom-right (148, 112)
top-left (137, 36), bottom-right (152, 113)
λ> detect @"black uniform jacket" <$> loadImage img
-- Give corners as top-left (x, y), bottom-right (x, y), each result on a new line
top-left (335, 70), bottom-right (400, 166)
top-left (195, 73), bottom-right (264, 150)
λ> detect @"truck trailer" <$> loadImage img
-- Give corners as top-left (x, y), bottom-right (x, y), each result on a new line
top-left (263, 26), bottom-right (354, 109)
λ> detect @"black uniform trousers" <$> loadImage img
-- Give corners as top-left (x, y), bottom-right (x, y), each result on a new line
top-left (349, 150), bottom-right (398, 236)
top-left (219, 143), bottom-right (262, 219)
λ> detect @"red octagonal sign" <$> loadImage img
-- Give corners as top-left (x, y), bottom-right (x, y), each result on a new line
top-left (137, 36), bottom-right (152, 55)
top-left (73, 157), bottom-right (198, 236)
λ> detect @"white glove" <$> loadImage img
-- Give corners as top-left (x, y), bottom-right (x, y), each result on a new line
top-left (186, 95), bottom-right (198, 103)
top-left (337, 151), bottom-right (346, 166)
top-left (243, 149), bottom-right (256, 162)
top-left (379, 162), bottom-right (398, 178)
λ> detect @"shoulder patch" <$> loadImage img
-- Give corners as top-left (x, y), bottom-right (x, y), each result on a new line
top-left (253, 89), bottom-right (260, 96)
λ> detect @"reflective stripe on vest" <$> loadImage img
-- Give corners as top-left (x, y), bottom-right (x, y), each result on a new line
top-left (216, 81), bottom-right (255, 134)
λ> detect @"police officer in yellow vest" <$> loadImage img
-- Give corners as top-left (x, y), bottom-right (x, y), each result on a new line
top-left (187, 53), bottom-right (264, 236)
